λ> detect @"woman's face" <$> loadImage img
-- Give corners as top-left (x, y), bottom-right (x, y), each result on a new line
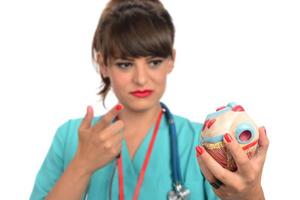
top-left (100, 52), bottom-right (175, 112)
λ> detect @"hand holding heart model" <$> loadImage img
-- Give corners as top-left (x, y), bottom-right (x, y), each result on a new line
top-left (200, 103), bottom-right (259, 171)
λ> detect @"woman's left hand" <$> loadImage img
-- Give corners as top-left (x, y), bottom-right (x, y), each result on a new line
top-left (196, 127), bottom-right (269, 200)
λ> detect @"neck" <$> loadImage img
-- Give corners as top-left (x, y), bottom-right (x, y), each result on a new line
top-left (117, 102), bottom-right (162, 159)
top-left (119, 103), bottom-right (162, 130)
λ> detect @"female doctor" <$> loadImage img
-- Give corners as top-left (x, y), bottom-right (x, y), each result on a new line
top-left (30, 0), bottom-right (269, 199)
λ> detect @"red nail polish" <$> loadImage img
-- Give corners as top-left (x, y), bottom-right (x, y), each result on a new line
top-left (196, 146), bottom-right (205, 157)
top-left (224, 133), bottom-right (232, 143)
top-left (86, 105), bottom-right (92, 114)
top-left (115, 104), bottom-right (123, 111)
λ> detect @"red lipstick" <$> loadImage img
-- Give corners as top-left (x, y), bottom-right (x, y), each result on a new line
top-left (130, 89), bottom-right (153, 98)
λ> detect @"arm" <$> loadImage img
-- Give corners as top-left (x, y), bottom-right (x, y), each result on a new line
top-left (31, 104), bottom-right (124, 200)
top-left (45, 105), bottom-right (124, 199)
top-left (30, 121), bottom-right (91, 200)
top-left (45, 156), bottom-right (91, 200)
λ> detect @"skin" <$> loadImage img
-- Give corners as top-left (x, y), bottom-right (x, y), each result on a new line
top-left (197, 127), bottom-right (269, 200)
top-left (99, 53), bottom-right (175, 113)
top-left (46, 52), bottom-right (175, 199)
top-left (46, 50), bottom-right (269, 199)
top-left (99, 52), bottom-right (175, 158)
top-left (46, 105), bottom-right (125, 200)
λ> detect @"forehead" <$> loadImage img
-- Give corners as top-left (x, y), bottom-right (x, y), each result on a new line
top-left (112, 56), bottom-right (161, 61)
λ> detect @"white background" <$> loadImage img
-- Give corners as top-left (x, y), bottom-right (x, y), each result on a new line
top-left (0, 0), bottom-right (299, 199)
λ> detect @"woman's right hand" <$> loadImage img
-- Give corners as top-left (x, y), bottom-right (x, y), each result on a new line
top-left (74, 104), bottom-right (124, 174)
top-left (45, 104), bottom-right (124, 200)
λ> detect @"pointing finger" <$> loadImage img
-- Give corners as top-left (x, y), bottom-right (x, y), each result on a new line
top-left (99, 120), bottom-right (125, 141)
top-left (93, 103), bottom-right (124, 131)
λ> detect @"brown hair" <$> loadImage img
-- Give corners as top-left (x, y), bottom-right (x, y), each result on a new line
top-left (92, 0), bottom-right (175, 103)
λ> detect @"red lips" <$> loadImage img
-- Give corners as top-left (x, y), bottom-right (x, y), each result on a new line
top-left (130, 89), bottom-right (153, 98)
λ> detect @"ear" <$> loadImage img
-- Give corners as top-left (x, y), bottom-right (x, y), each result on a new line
top-left (167, 49), bottom-right (176, 73)
top-left (97, 52), bottom-right (109, 78)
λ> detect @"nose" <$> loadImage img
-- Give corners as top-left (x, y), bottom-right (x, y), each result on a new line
top-left (133, 62), bottom-right (148, 86)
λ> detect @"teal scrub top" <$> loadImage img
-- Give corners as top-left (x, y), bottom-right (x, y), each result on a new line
top-left (30, 114), bottom-right (219, 200)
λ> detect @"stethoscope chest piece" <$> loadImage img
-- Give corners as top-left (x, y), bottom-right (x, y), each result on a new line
top-left (168, 183), bottom-right (190, 200)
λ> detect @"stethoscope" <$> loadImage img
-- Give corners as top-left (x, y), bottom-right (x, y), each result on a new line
top-left (161, 102), bottom-right (190, 200)
top-left (84, 102), bottom-right (190, 200)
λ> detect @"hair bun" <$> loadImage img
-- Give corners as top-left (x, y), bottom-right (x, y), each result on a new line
top-left (106, 0), bottom-right (162, 8)
top-left (109, 0), bottom-right (160, 3)
top-left (103, 0), bottom-right (164, 19)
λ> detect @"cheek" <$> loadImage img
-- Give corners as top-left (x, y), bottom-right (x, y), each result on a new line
top-left (156, 73), bottom-right (168, 87)
top-left (152, 74), bottom-right (168, 95)
top-left (151, 68), bottom-right (168, 83)
top-left (109, 73), bottom-right (129, 94)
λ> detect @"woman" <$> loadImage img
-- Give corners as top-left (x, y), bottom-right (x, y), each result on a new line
top-left (30, 0), bottom-right (269, 199)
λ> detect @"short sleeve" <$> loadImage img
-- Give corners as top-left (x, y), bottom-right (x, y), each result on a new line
top-left (30, 121), bottom-right (70, 200)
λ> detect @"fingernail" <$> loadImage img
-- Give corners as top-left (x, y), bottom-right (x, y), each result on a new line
top-left (224, 133), bottom-right (232, 143)
top-left (115, 104), bottom-right (123, 111)
top-left (196, 146), bottom-right (205, 157)
top-left (86, 105), bottom-right (92, 115)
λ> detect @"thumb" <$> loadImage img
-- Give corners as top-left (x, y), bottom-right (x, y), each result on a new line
top-left (80, 105), bottom-right (94, 129)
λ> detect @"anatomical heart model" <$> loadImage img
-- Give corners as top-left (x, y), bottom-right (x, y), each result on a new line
top-left (200, 103), bottom-right (259, 171)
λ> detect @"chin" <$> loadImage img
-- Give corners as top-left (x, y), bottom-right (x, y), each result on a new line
top-left (123, 99), bottom-right (160, 112)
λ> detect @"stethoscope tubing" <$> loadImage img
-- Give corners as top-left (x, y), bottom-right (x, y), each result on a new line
top-left (160, 102), bottom-right (183, 185)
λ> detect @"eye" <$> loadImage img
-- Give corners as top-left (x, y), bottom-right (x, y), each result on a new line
top-left (116, 62), bottom-right (132, 70)
top-left (149, 59), bottom-right (163, 68)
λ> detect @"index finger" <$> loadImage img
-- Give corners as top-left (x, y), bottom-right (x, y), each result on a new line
top-left (223, 133), bottom-right (252, 174)
top-left (196, 145), bottom-right (237, 186)
top-left (93, 103), bottom-right (124, 131)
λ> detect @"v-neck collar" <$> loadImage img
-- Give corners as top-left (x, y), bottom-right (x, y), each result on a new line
top-left (108, 114), bottom-right (169, 199)
top-left (121, 123), bottom-right (154, 178)
top-left (120, 113), bottom-right (166, 177)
